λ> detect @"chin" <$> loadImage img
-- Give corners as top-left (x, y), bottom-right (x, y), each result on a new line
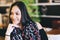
top-left (13, 22), bottom-right (19, 25)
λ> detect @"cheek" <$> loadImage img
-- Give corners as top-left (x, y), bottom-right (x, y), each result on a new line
top-left (17, 15), bottom-right (21, 21)
top-left (10, 15), bottom-right (12, 19)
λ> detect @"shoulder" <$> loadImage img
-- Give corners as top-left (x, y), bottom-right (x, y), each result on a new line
top-left (35, 22), bottom-right (43, 30)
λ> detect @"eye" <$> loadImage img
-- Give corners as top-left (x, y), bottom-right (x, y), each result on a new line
top-left (16, 12), bottom-right (19, 15)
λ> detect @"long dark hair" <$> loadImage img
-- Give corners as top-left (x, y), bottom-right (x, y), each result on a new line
top-left (9, 1), bottom-right (35, 26)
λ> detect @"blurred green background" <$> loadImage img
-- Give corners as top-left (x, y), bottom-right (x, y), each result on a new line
top-left (19, 0), bottom-right (41, 22)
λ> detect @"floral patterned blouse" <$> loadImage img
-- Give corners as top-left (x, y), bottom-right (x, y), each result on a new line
top-left (10, 22), bottom-right (41, 40)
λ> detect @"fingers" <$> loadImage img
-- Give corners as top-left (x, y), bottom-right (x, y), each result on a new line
top-left (6, 24), bottom-right (20, 35)
top-left (6, 24), bottom-right (15, 35)
top-left (8, 24), bottom-right (20, 28)
top-left (12, 24), bottom-right (20, 28)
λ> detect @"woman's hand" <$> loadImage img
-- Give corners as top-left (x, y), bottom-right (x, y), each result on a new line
top-left (5, 24), bottom-right (19, 35)
top-left (36, 22), bottom-right (43, 30)
top-left (5, 24), bottom-right (15, 35)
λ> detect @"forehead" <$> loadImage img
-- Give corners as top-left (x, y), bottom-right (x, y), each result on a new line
top-left (11, 6), bottom-right (20, 12)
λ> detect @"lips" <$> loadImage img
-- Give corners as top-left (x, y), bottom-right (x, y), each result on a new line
top-left (12, 19), bottom-right (20, 24)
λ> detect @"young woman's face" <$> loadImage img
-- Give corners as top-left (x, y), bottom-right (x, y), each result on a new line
top-left (10, 6), bottom-right (21, 25)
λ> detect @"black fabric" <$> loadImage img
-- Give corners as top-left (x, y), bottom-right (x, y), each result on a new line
top-left (39, 29), bottom-right (48, 40)
top-left (10, 22), bottom-right (41, 40)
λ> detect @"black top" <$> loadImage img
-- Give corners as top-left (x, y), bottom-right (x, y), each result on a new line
top-left (10, 22), bottom-right (48, 40)
top-left (10, 27), bottom-right (48, 40)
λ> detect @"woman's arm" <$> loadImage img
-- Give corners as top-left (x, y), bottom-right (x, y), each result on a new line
top-left (5, 36), bottom-right (10, 40)
top-left (36, 22), bottom-right (48, 40)
top-left (5, 24), bottom-right (15, 40)
top-left (5, 24), bottom-right (20, 40)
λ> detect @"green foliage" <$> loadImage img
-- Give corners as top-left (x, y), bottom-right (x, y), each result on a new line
top-left (19, 0), bottom-right (40, 22)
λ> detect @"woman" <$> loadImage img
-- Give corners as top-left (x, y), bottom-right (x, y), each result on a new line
top-left (5, 1), bottom-right (48, 40)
